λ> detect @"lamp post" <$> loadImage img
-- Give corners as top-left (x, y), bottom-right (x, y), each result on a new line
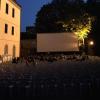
top-left (88, 40), bottom-right (94, 55)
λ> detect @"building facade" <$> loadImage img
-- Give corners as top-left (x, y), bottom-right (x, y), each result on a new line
top-left (20, 31), bottom-right (36, 57)
top-left (0, 0), bottom-right (21, 60)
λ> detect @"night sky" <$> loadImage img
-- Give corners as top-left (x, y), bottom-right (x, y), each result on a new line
top-left (17, 0), bottom-right (52, 32)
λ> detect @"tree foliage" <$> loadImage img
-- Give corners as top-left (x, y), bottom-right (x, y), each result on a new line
top-left (62, 13), bottom-right (94, 42)
top-left (35, 0), bottom-right (94, 37)
top-left (35, 4), bottom-right (60, 33)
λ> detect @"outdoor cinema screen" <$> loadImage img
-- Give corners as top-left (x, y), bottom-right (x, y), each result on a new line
top-left (37, 33), bottom-right (79, 52)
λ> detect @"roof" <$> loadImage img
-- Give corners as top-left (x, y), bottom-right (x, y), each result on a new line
top-left (10, 0), bottom-right (21, 8)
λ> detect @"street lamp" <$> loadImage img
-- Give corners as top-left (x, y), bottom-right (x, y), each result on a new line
top-left (89, 41), bottom-right (94, 46)
top-left (88, 40), bottom-right (94, 55)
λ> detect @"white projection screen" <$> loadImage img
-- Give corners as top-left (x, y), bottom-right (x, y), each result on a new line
top-left (37, 33), bottom-right (79, 52)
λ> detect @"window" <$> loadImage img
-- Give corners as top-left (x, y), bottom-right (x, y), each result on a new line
top-left (12, 26), bottom-right (14, 35)
top-left (0, 0), bottom-right (1, 10)
top-left (4, 45), bottom-right (8, 55)
top-left (6, 3), bottom-right (9, 14)
top-left (12, 8), bottom-right (15, 17)
top-left (5, 24), bottom-right (8, 33)
top-left (12, 45), bottom-right (16, 57)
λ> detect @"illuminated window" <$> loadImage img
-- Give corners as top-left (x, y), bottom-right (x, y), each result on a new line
top-left (4, 45), bottom-right (8, 55)
top-left (6, 3), bottom-right (9, 14)
top-left (12, 26), bottom-right (14, 35)
top-left (12, 8), bottom-right (15, 17)
top-left (5, 24), bottom-right (8, 33)
top-left (12, 45), bottom-right (16, 57)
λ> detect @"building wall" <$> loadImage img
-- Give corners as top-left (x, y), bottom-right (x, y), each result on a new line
top-left (20, 39), bottom-right (36, 57)
top-left (0, 0), bottom-right (21, 58)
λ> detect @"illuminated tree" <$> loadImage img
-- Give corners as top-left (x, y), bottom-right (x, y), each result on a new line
top-left (61, 13), bottom-right (94, 45)
top-left (57, 13), bottom-right (94, 54)
top-left (74, 15), bottom-right (94, 45)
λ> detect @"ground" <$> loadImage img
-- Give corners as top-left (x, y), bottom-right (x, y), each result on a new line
top-left (0, 56), bottom-right (100, 99)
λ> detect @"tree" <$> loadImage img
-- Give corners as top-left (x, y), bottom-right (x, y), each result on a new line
top-left (52, 0), bottom-right (84, 5)
top-left (35, 0), bottom-right (85, 33)
top-left (59, 13), bottom-right (94, 54)
top-left (35, 4), bottom-right (61, 33)
top-left (61, 13), bottom-right (94, 45)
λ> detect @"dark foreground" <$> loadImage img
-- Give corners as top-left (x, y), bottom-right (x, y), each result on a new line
top-left (0, 57), bottom-right (100, 99)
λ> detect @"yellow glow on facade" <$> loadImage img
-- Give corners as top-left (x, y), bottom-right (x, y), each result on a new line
top-left (0, 0), bottom-right (21, 60)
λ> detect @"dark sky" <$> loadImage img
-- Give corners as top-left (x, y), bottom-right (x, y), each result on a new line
top-left (17, 0), bottom-right (52, 32)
